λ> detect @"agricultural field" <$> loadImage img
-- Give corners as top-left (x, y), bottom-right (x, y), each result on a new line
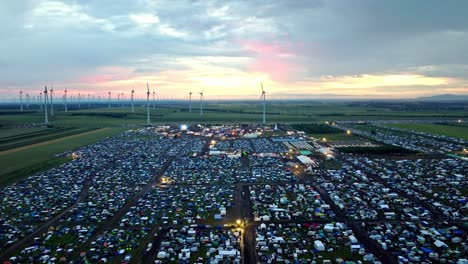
top-left (0, 127), bottom-right (124, 186)
top-left (0, 100), bottom-right (466, 186)
top-left (386, 123), bottom-right (468, 140)
top-left (1, 100), bottom-right (467, 127)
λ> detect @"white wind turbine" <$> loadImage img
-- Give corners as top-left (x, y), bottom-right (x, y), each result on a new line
top-left (64, 89), bottom-right (68, 112)
top-left (20, 91), bottom-right (23, 112)
top-left (43, 86), bottom-right (49, 125)
top-left (146, 83), bottom-right (151, 125)
top-left (189, 88), bottom-right (192, 112)
top-left (50, 86), bottom-right (54, 117)
top-left (131, 89), bottom-right (135, 113)
top-left (78, 93), bottom-right (81, 109)
top-left (39, 92), bottom-right (43, 110)
top-left (260, 82), bottom-right (266, 124)
top-left (199, 89), bottom-right (205, 116)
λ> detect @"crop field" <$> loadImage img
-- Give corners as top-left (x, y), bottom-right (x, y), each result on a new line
top-left (386, 123), bottom-right (468, 140)
top-left (0, 127), bottom-right (96, 151)
top-left (0, 127), bottom-right (124, 186)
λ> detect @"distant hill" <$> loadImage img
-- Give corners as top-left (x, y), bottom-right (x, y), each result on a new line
top-left (416, 94), bottom-right (468, 101)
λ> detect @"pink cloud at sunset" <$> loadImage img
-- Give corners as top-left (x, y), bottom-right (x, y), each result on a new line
top-left (241, 40), bottom-right (303, 82)
top-left (79, 74), bottom-right (114, 84)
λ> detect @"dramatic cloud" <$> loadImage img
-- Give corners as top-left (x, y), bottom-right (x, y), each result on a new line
top-left (0, 0), bottom-right (467, 100)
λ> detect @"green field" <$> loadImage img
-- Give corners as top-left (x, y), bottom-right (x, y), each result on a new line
top-left (1, 100), bottom-right (467, 127)
top-left (387, 123), bottom-right (468, 140)
top-left (0, 127), bottom-right (124, 186)
top-left (0, 101), bottom-right (466, 186)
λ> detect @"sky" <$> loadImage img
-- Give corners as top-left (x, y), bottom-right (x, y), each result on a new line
top-left (1, 0), bottom-right (468, 101)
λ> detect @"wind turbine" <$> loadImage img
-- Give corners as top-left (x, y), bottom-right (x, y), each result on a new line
top-left (189, 88), bottom-right (192, 112)
top-left (152, 90), bottom-right (156, 109)
top-left (78, 93), bottom-right (81, 109)
top-left (199, 89), bottom-right (205, 116)
top-left (88, 93), bottom-right (91, 109)
top-left (20, 91), bottom-right (23, 112)
top-left (108, 91), bottom-right (111, 109)
top-left (146, 83), bottom-right (151, 125)
top-left (64, 89), bottom-right (68, 112)
top-left (43, 86), bottom-right (49, 125)
top-left (39, 92), bottom-right (43, 110)
top-left (50, 86), bottom-right (54, 117)
top-left (131, 89), bottom-right (135, 113)
top-left (260, 82), bottom-right (266, 124)
top-left (26, 93), bottom-right (30, 110)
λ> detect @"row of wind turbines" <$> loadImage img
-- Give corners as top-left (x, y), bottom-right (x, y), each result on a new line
top-left (187, 83), bottom-right (266, 123)
top-left (18, 82), bottom-right (268, 125)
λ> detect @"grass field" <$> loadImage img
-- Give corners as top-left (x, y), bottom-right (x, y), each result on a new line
top-left (0, 127), bottom-right (95, 151)
top-left (387, 123), bottom-right (468, 140)
top-left (1, 101), bottom-right (466, 128)
top-left (0, 101), bottom-right (466, 186)
top-left (0, 127), bottom-right (124, 186)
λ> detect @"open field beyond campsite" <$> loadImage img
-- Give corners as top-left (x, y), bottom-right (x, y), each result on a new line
top-left (386, 123), bottom-right (468, 140)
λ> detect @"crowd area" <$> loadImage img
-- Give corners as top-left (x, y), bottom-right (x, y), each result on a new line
top-left (338, 122), bottom-right (467, 154)
top-left (250, 184), bottom-right (335, 221)
top-left (256, 222), bottom-right (375, 263)
top-left (120, 185), bottom-right (234, 227)
top-left (366, 222), bottom-right (466, 263)
top-left (318, 162), bottom-right (433, 221)
top-left (1, 124), bottom-right (467, 264)
top-left (156, 226), bottom-right (242, 263)
top-left (1, 163), bottom-right (86, 249)
top-left (346, 157), bottom-right (467, 221)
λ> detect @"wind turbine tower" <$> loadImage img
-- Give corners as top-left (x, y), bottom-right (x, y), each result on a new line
top-left (50, 86), bottom-right (54, 117)
top-left (146, 83), bottom-right (151, 125)
top-left (78, 93), bottom-right (81, 109)
top-left (20, 91), bottom-right (23, 112)
top-left (131, 89), bottom-right (135, 113)
top-left (108, 91), bottom-right (111, 109)
top-left (40, 92), bottom-right (43, 110)
top-left (26, 93), bottom-right (30, 110)
top-left (43, 86), bottom-right (49, 125)
top-left (260, 82), bottom-right (266, 124)
top-left (199, 89), bottom-right (205, 116)
top-left (64, 89), bottom-right (68, 112)
top-left (152, 90), bottom-right (156, 109)
top-left (189, 89), bottom-right (192, 112)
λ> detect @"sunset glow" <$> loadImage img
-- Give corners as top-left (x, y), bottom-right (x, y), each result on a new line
top-left (1, 0), bottom-right (467, 100)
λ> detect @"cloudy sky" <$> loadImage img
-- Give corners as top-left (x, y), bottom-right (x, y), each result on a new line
top-left (1, 0), bottom-right (468, 100)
